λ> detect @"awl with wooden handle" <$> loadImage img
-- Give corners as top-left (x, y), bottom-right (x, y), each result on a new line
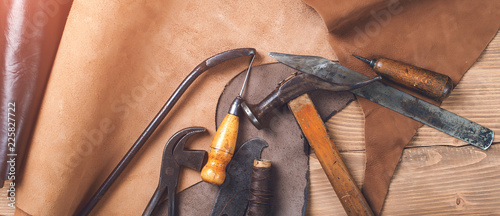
top-left (353, 55), bottom-right (454, 102)
top-left (201, 54), bottom-right (256, 185)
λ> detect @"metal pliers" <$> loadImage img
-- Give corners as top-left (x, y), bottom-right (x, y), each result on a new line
top-left (143, 127), bottom-right (208, 216)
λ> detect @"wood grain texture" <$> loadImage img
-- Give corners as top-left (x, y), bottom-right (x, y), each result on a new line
top-left (307, 31), bottom-right (500, 215)
top-left (289, 94), bottom-right (373, 216)
top-left (0, 180), bottom-right (14, 216)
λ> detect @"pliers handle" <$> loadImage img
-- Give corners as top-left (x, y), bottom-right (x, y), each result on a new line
top-left (143, 127), bottom-right (207, 216)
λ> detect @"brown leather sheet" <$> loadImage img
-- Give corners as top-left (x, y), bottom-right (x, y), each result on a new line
top-left (14, 1), bottom-right (337, 215)
top-left (152, 63), bottom-right (354, 216)
top-left (0, 0), bottom-right (73, 185)
top-left (302, 0), bottom-right (500, 214)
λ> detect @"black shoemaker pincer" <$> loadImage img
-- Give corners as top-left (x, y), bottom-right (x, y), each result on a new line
top-left (143, 127), bottom-right (208, 216)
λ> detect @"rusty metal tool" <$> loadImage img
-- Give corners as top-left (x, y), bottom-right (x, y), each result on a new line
top-left (210, 138), bottom-right (268, 216)
top-left (241, 74), bottom-right (378, 216)
top-left (78, 48), bottom-right (256, 216)
top-left (353, 54), bottom-right (454, 102)
top-left (269, 52), bottom-right (494, 150)
top-left (143, 127), bottom-right (208, 216)
top-left (201, 53), bottom-right (256, 185)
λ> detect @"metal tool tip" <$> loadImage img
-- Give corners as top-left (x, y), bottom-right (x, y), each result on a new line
top-left (269, 52), bottom-right (293, 62)
top-left (352, 54), bottom-right (371, 64)
top-left (238, 55), bottom-right (256, 97)
top-left (268, 52), bottom-right (279, 57)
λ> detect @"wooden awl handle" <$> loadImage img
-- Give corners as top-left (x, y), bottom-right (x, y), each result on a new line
top-left (354, 55), bottom-right (453, 102)
top-left (201, 98), bottom-right (241, 185)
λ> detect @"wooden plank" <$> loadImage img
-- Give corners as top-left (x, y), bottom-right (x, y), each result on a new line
top-left (307, 145), bottom-right (500, 215)
top-left (0, 181), bottom-right (14, 216)
top-left (383, 145), bottom-right (500, 215)
top-left (307, 30), bottom-right (500, 215)
top-left (307, 151), bottom-right (366, 216)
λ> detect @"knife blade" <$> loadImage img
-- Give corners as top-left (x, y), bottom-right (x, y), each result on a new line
top-left (269, 52), bottom-right (494, 150)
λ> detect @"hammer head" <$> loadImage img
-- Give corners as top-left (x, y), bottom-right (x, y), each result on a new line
top-left (241, 102), bottom-right (264, 129)
top-left (241, 73), bottom-right (381, 129)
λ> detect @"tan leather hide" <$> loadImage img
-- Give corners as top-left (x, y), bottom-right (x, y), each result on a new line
top-left (16, 0), bottom-right (336, 215)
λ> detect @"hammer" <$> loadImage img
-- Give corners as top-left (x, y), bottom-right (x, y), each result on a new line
top-left (241, 73), bottom-right (378, 216)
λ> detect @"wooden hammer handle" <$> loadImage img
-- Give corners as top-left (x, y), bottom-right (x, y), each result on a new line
top-left (288, 94), bottom-right (373, 216)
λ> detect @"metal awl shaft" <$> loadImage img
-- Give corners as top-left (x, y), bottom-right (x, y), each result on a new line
top-left (239, 55), bottom-right (256, 97)
top-left (201, 52), bottom-right (256, 185)
top-left (352, 54), bottom-right (376, 67)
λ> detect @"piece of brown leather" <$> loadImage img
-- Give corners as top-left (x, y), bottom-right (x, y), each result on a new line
top-left (0, 0), bottom-right (73, 186)
top-left (15, 207), bottom-right (30, 216)
top-left (14, 1), bottom-right (338, 215)
top-left (153, 63), bottom-right (354, 216)
top-left (302, 0), bottom-right (500, 214)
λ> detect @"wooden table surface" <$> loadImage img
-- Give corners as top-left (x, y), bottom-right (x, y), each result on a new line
top-left (307, 30), bottom-right (500, 215)
top-left (0, 31), bottom-right (498, 216)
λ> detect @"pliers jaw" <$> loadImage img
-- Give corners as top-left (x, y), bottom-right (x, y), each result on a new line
top-left (144, 127), bottom-right (208, 216)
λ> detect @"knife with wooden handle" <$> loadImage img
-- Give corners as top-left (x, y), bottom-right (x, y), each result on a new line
top-left (270, 52), bottom-right (494, 150)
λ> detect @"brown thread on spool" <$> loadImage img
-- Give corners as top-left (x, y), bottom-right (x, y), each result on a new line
top-left (245, 159), bottom-right (272, 216)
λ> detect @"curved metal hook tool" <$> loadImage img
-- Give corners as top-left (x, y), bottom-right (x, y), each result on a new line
top-left (143, 127), bottom-right (207, 216)
top-left (79, 48), bottom-right (256, 215)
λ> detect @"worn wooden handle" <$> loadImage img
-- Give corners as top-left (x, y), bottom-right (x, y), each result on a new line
top-left (373, 58), bottom-right (453, 102)
top-left (201, 114), bottom-right (239, 185)
top-left (288, 94), bottom-right (373, 216)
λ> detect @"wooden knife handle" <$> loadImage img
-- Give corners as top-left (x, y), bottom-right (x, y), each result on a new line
top-left (288, 94), bottom-right (373, 216)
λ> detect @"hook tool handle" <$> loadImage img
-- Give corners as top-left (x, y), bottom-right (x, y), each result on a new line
top-left (78, 48), bottom-right (256, 216)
